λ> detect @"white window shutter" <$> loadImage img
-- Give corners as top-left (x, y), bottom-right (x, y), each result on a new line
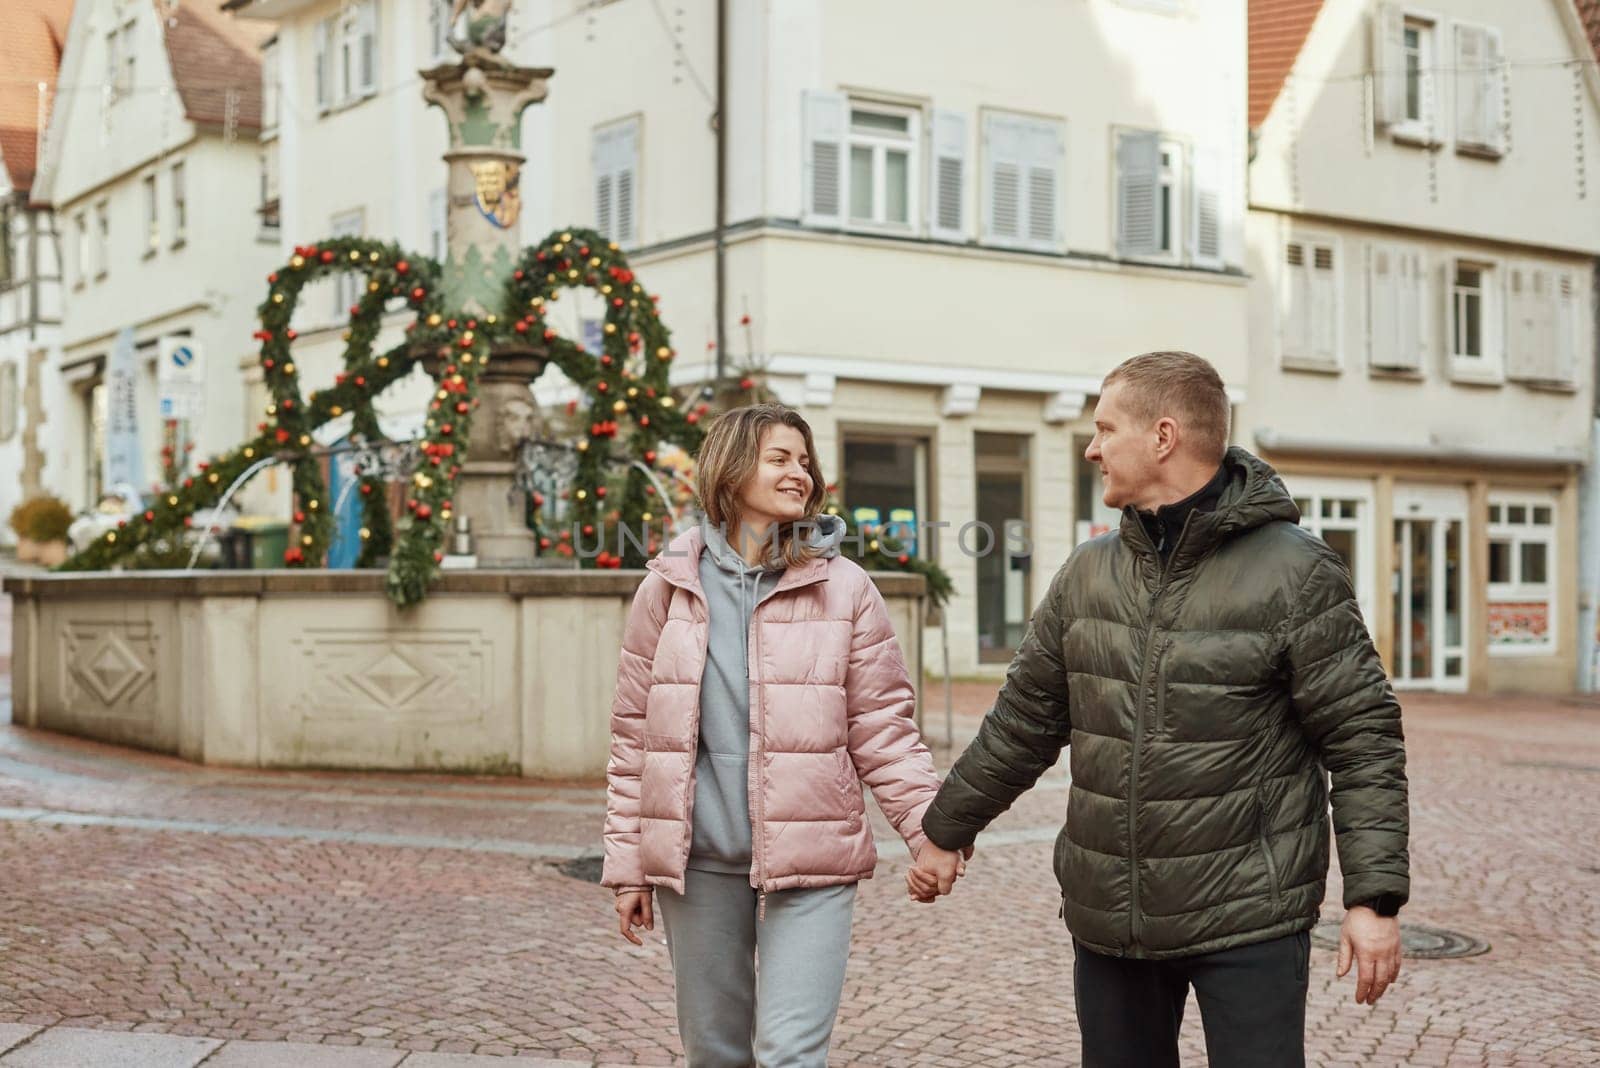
top-left (1484, 30), bottom-right (1507, 155)
top-left (1311, 245), bottom-right (1338, 364)
top-left (1116, 130), bottom-right (1161, 257)
top-left (1505, 265), bottom-right (1537, 380)
top-left (1283, 241), bottom-right (1311, 360)
top-left (982, 113), bottom-right (1024, 245)
top-left (1372, 3), bottom-right (1407, 127)
top-left (1400, 248), bottom-right (1428, 371)
top-left (615, 119), bottom-right (639, 248)
top-left (1456, 25), bottom-right (1488, 148)
top-left (1025, 122), bottom-right (1063, 252)
top-left (1553, 272), bottom-right (1578, 383)
top-left (314, 20), bottom-right (331, 110)
top-left (1190, 146), bottom-right (1223, 268)
top-left (802, 91), bottom-right (848, 228)
top-left (1367, 243), bottom-right (1399, 369)
top-left (592, 128), bottom-right (614, 239)
top-left (357, 1), bottom-right (379, 96)
top-left (928, 110), bottom-right (968, 243)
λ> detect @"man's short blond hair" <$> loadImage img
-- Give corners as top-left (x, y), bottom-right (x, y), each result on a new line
top-left (1102, 351), bottom-right (1231, 462)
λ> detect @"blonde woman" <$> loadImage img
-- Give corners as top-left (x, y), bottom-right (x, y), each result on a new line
top-left (601, 404), bottom-right (949, 1066)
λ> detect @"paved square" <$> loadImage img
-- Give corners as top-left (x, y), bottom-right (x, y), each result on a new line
top-left (0, 666), bottom-right (1596, 1064)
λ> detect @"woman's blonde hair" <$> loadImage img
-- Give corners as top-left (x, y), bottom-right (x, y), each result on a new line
top-left (696, 404), bottom-right (830, 568)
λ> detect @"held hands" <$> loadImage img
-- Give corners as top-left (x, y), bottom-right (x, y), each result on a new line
top-left (1338, 905), bottom-right (1402, 1005)
top-left (615, 890), bottom-right (654, 945)
top-left (906, 842), bottom-right (974, 903)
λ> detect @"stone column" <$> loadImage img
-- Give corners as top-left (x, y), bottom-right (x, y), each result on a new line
top-left (421, 54), bottom-right (555, 566)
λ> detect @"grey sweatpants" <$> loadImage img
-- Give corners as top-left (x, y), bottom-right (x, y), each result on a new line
top-left (656, 868), bottom-right (856, 1068)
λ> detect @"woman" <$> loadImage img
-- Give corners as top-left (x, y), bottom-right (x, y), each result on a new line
top-left (601, 403), bottom-right (945, 1066)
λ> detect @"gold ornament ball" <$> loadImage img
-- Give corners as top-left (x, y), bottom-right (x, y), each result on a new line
top-left (576, 489), bottom-right (588, 500)
top-left (567, 269), bottom-right (580, 280)
top-left (642, 512), bottom-right (654, 522)
top-left (302, 535), bottom-right (314, 546)
top-left (290, 255), bottom-right (305, 268)
top-left (359, 528), bottom-right (371, 539)
top-left (656, 346), bottom-right (672, 358)
top-left (167, 495), bottom-right (178, 506)
top-left (349, 249), bottom-right (360, 261)
top-left (369, 250), bottom-right (380, 262)
top-left (576, 440), bottom-right (589, 452)
top-left (243, 447), bottom-right (255, 459)
top-left (272, 293), bottom-right (284, 304)
top-left (608, 242), bottom-right (619, 251)
top-left (428, 313), bottom-right (442, 326)
top-left (377, 357), bottom-right (390, 368)
top-left (367, 280), bottom-right (380, 293)
top-left (299, 435), bottom-right (311, 446)
top-left (266, 404), bottom-right (277, 416)
top-left (601, 284), bottom-right (613, 295)
top-left (612, 400), bottom-right (627, 414)
top-left (207, 473), bottom-right (219, 484)
top-left (589, 257), bottom-right (602, 268)
top-left (331, 405), bottom-right (343, 416)
top-left (561, 232), bottom-right (573, 242)
top-left (284, 362), bottom-right (295, 374)
top-left (308, 500), bottom-right (319, 510)
top-left (661, 396), bottom-right (676, 408)
top-left (604, 323), bottom-right (617, 335)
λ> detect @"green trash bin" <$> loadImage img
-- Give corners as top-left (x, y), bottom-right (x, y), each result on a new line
top-left (235, 517), bottom-right (289, 570)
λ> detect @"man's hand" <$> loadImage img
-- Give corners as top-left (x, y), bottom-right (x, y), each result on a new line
top-left (615, 890), bottom-right (654, 945)
top-left (906, 843), bottom-right (972, 903)
top-left (1338, 905), bottom-right (1401, 1005)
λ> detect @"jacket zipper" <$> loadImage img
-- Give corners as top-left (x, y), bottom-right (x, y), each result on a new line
top-left (750, 598), bottom-right (768, 920)
top-left (1256, 783), bottom-right (1283, 909)
top-left (1127, 512), bottom-right (1194, 953)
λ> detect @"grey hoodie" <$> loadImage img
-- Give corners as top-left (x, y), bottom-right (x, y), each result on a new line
top-left (687, 514), bottom-right (848, 875)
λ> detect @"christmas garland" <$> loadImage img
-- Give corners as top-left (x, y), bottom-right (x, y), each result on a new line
top-left (59, 227), bottom-right (954, 612)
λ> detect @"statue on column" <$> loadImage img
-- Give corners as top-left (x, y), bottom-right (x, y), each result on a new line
top-left (449, 0), bottom-right (514, 58)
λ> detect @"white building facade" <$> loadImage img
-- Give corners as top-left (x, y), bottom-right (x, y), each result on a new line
top-left (31, 0), bottom-right (277, 513)
top-left (1246, 0), bottom-right (1600, 693)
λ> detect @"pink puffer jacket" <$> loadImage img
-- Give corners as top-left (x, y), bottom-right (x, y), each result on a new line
top-left (602, 526), bottom-right (941, 895)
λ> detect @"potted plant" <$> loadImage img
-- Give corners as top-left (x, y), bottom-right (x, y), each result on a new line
top-left (8, 495), bottom-right (74, 567)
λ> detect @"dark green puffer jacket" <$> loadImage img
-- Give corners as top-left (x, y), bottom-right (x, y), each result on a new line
top-left (924, 447), bottom-right (1409, 959)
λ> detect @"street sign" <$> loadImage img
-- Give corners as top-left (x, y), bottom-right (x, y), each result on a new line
top-left (106, 328), bottom-right (144, 489)
top-left (158, 336), bottom-right (204, 422)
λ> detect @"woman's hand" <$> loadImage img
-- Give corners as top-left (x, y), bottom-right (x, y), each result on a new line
top-left (615, 890), bottom-right (654, 945)
top-left (907, 843), bottom-right (972, 903)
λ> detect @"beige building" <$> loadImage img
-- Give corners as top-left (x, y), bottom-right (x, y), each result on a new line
top-left (30, 0), bottom-right (276, 513)
top-left (1246, 0), bottom-right (1600, 693)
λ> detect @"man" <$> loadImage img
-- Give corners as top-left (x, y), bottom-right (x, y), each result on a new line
top-left (911, 352), bottom-right (1409, 1067)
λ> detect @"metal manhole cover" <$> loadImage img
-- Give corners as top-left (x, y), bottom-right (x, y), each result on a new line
top-left (555, 856), bottom-right (604, 884)
top-left (1311, 920), bottom-right (1489, 960)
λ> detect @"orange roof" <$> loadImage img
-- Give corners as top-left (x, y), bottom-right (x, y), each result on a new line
top-left (1249, 0), bottom-right (1326, 128)
top-left (161, 0), bottom-right (274, 134)
top-left (0, 0), bottom-right (73, 196)
top-left (1579, 1), bottom-right (1600, 62)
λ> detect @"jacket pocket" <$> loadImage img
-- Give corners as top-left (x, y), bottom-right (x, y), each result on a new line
top-left (834, 747), bottom-right (865, 824)
top-left (1255, 784), bottom-right (1283, 909)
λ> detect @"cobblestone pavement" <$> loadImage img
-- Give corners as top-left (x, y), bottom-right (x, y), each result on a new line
top-left (1, 577), bottom-right (1598, 1064)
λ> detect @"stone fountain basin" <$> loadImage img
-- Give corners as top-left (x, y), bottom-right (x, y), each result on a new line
top-left (2, 570), bottom-right (926, 778)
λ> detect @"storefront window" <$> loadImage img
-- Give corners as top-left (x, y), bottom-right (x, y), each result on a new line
top-left (1290, 483), bottom-right (1374, 630)
top-left (1487, 494), bottom-right (1556, 654)
top-left (840, 435), bottom-right (929, 558)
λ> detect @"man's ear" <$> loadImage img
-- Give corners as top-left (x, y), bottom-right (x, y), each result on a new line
top-left (1153, 417), bottom-right (1180, 461)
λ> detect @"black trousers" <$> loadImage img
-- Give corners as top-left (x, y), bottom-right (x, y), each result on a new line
top-left (1073, 932), bottom-right (1310, 1068)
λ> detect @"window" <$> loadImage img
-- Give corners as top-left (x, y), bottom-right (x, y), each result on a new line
top-left (1454, 24), bottom-right (1505, 156)
top-left (0, 361), bottom-right (17, 442)
top-left (329, 209), bottom-right (364, 319)
top-left (142, 174), bottom-right (159, 255)
top-left (316, 2), bottom-right (378, 112)
top-left (261, 38), bottom-right (280, 134)
top-left (93, 201), bottom-right (109, 280)
top-left (841, 434), bottom-right (931, 559)
top-left (1282, 236), bottom-right (1338, 368)
top-left (0, 205), bottom-right (14, 287)
top-left (593, 117), bottom-right (640, 248)
top-left (1487, 495), bottom-right (1556, 654)
top-left (1367, 243), bottom-right (1427, 373)
top-left (1449, 258), bottom-right (1500, 380)
top-left (848, 104), bottom-right (917, 229)
top-left (800, 92), bottom-right (920, 233)
top-left (170, 162), bottom-right (186, 246)
top-left (73, 212), bottom-right (87, 287)
top-left (1292, 483), bottom-right (1375, 628)
top-left (1115, 130), bottom-right (1205, 262)
top-left (980, 111), bottom-right (1064, 253)
top-left (259, 150), bottom-right (280, 237)
top-left (430, 0), bottom-right (454, 61)
top-left (1372, 5), bottom-right (1436, 141)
